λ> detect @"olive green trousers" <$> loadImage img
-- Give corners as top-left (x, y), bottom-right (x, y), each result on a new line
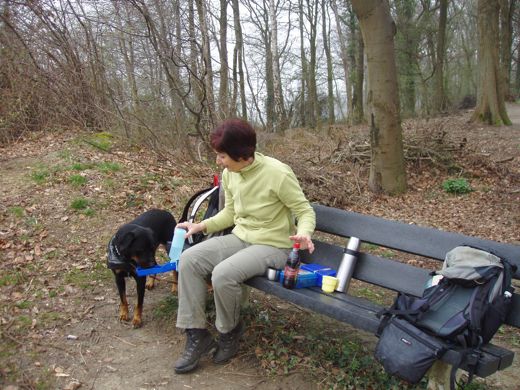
top-left (176, 234), bottom-right (289, 333)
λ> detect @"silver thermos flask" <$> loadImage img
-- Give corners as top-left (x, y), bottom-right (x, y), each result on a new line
top-left (335, 237), bottom-right (360, 292)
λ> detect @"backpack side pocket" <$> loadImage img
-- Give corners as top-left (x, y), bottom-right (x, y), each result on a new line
top-left (375, 317), bottom-right (446, 384)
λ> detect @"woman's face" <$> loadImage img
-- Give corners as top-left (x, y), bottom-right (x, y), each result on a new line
top-left (215, 152), bottom-right (250, 172)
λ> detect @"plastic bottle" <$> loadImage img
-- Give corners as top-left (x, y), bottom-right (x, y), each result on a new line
top-left (282, 242), bottom-right (301, 289)
top-left (335, 237), bottom-right (360, 292)
top-left (169, 228), bottom-right (186, 268)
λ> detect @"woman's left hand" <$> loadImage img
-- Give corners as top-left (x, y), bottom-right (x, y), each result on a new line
top-left (289, 234), bottom-right (315, 253)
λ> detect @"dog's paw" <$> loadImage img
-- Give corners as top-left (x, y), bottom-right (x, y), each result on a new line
top-left (119, 306), bottom-right (130, 322)
top-left (145, 277), bottom-right (155, 290)
top-left (132, 315), bottom-right (142, 328)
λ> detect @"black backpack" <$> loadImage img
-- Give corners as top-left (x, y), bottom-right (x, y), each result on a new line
top-left (179, 175), bottom-right (231, 246)
top-left (375, 245), bottom-right (516, 388)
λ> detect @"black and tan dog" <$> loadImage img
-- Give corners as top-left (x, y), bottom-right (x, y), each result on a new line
top-left (107, 209), bottom-right (176, 328)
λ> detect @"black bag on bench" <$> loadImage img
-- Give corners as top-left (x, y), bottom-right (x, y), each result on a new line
top-left (375, 316), bottom-right (446, 383)
top-left (375, 245), bottom-right (516, 388)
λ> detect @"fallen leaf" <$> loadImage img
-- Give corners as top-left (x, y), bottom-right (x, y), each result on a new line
top-left (64, 380), bottom-right (82, 390)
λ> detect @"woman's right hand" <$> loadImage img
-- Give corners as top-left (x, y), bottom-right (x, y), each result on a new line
top-left (176, 221), bottom-right (206, 238)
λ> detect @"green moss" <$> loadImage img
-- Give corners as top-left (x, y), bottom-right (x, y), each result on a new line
top-left (70, 197), bottom-right (90, 210)
top-left (68, 174), bottom-right (87, 187)
top-left (97, 161), bottom-right (121, 173)
top-left (8, 206), bottom-right (25, 218)
top-left (0, 271), bottom-right (25, 287)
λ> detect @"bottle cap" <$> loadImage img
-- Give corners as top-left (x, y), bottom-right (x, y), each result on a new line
top-left (293, 242), bottom-right (300, 249)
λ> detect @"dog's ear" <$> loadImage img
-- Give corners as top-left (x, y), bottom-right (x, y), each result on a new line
top-left (117, 231), bottom-right (135, 254)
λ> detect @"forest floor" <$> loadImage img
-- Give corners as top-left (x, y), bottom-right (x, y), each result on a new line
top-left (0, 105), bottom-right (519, 390)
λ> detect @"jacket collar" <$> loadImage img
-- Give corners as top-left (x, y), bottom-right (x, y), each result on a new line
top-left (237, 152), bottom-right (263, 177)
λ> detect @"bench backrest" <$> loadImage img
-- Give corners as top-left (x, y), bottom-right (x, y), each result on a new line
top-left (301, 204), bottom-right (520, 328)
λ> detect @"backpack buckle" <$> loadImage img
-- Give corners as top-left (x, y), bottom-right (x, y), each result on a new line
top-left (466, 351), bottom-right (480, 367)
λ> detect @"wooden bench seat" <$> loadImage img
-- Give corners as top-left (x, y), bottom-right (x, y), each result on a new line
top-left (245, 203), bottom-right (520, 380)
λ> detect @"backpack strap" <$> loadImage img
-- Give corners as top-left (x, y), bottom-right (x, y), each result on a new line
top-left (502, 258), bottom-right (517, 295)
top-left (449, 347), bottom-right (481, 390)
top-left (180, 186), bottom-right (215, 223)
top-left (376, 292), bottom-right (430, 336)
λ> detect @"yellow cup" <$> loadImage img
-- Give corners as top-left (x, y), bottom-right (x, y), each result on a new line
top-left (321, 276), bottom-right (338, 293)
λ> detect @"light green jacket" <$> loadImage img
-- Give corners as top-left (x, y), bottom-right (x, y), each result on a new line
top-left (204, 152), bottom-right (316, 249)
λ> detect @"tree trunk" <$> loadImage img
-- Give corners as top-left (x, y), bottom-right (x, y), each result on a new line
top-left (306, 0), bottom-right (319, 128)
top-left (499, 0), bottom-right (514, 101)
top-left (395, 0), bottom-right (419, 117)
top-left (231, 0), bottom-right (247, 119)
top-left (516, 12), bottom-right (520, 96)
top-left (153, 0), bottom-right (186, 134)
top-left (331, 0), bottom-right (352, 123)
top-left (352, 20), bottom-right (364, 124)
top-left (299, 0), bottom-right (307, 127)
top-left (265, 34), bottom-right (275, 132)
top-left (269, 0), bottom-right (287, 131)
top-left (195, 0), bottom-right (216, 127)
top-left (351, 0), bottom-right (407, 194)
top-left (114, 3), bottom-right (139, 109)
top-left (219, 0), bottom-right (229, 118)
top-left (433, 0), bottom-right (448, 113)
top-left (472, 0), bottom-right (511, 125)
top-left (346, 6), bottom-right (365, 125)
top-left (322, 0), bottom-right (335, 125)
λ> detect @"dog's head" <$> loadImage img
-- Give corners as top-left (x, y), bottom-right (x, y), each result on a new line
top-left (113, 225), bottom-right (158, 269)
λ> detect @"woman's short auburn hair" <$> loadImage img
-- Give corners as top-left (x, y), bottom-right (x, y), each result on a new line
top-left (210, 119), bottom-right (256, 161)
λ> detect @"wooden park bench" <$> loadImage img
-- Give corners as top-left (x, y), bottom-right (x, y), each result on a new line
top-left (244, 203), bottom-right (520, 386)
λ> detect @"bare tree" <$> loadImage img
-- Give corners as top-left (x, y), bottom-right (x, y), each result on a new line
top-left (352, 25), bottom-right (365, 124)
top-left (298, 0), bottom-right (307, 127)
top-left (231, 0), bottom-right (247, 118)
top-left (472, 0), bottom-right (511, 125)
top-left (499, 0), bottom-right (515, 101)
top-left (304, 0), bottom-right (319, 128)
top-left (331, 0), bottom-right (352, 122)
top-left (269, 0), bottom-right (288, 130)
top-left (195, 0), bottom-right (216, 126)
top-left (322, 0), bottom-right (334, 124)
top-left (433, 0), bottom-right (448, 113)
top-left (352, 0), bottom-right (407, 194)
top-left (395, 0), bottom-right (420, 117)
top-left (219, 0), bottom-right (230, 118)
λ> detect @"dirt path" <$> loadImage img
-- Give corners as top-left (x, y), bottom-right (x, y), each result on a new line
top-left (1, 106), bottom-right (519, 389)
top-left (0, 132), bottom-right (318, 390)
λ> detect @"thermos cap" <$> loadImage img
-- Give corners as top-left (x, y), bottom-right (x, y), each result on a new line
top-left (346, 237), bottom-right (360, 251)
top-left (266, 267), bottom-right (279, 281)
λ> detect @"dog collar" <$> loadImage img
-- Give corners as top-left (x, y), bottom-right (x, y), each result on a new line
top-left (107, 236), bottom-right (133, 271)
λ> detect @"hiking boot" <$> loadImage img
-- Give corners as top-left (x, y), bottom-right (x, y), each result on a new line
top-left (174, 328), bottom-right (216, 374)
top-left (213, 321), bottom-right (245, 364)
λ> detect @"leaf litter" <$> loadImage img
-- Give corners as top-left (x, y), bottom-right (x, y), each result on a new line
top-left (0, 107), bottom-right (519, 389)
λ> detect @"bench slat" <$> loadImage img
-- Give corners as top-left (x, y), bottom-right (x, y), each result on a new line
top-left (313, 204), bottom-right (520, 278)
top-left (301, 241), bottom-right (431, 296)
top-left (245, 276), bottom-right (513, 377)
top-left (246, 277), bottom-right (381, 330)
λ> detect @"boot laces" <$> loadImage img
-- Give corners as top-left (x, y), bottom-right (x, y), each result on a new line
top-left (184, 329), bottom-right (204, 355)
top-left (219, 324), bottom-right (241, 351)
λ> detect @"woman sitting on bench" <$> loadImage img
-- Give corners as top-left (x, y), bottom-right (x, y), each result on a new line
top-left (173, 118), bottom-right (316, 374)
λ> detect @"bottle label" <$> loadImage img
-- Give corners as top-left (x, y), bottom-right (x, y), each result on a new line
top-left (284, 266), bottom-right (299, 278)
